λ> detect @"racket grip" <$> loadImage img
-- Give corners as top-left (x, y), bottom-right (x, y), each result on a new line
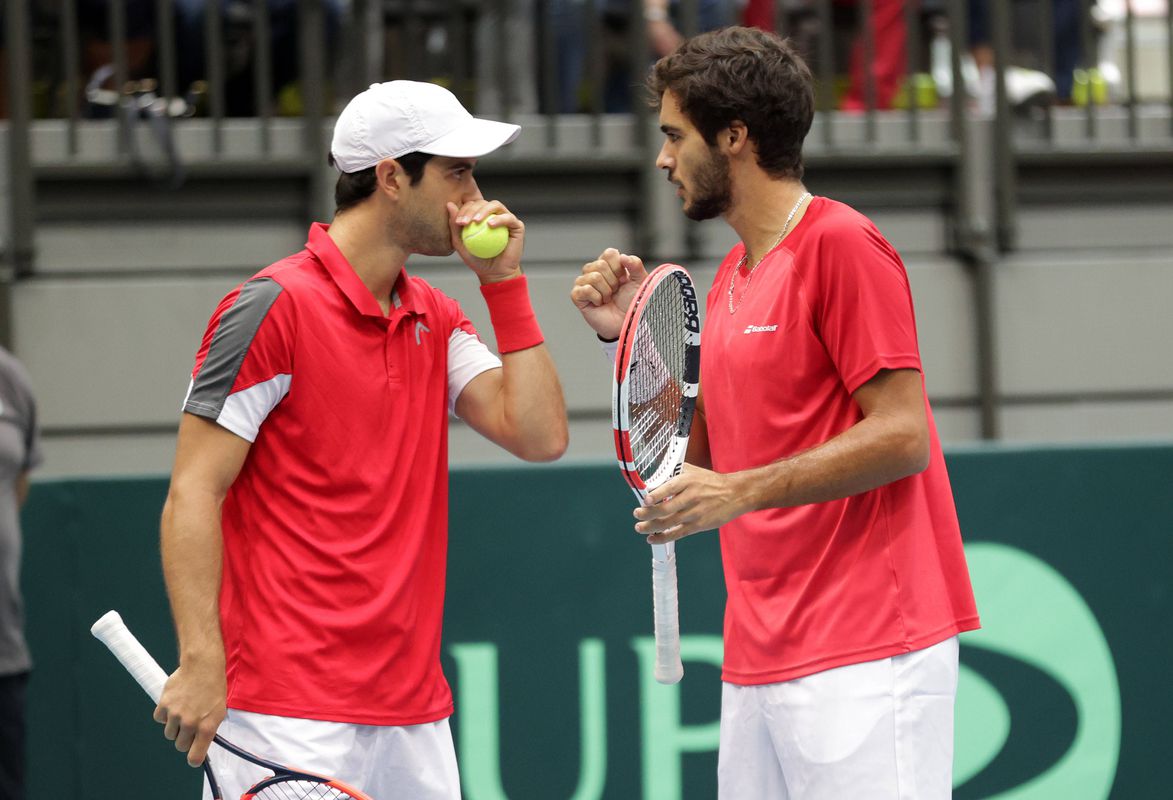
top-left (91, 610), bottom-right (170, 704)
top-left (651, 554), bottom-right (684, 685)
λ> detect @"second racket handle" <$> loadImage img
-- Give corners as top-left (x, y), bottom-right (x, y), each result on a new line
top-left (91, 610), bottom-right (170, 703)
top-left (651, 553), bottom-right (684, 685)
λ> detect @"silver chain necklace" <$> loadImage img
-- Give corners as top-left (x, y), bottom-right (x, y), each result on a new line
top-left (727, 191), bottom-right (811, 314)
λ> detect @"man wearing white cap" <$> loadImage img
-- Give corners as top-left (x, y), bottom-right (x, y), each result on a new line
top-left (153, 80), bottom-right (568, 798)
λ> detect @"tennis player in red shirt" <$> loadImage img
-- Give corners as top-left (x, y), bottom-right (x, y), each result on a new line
top-left (573, 28), bottom-right (979, 799)
top-left (156, 80), bottom-right (567, 798)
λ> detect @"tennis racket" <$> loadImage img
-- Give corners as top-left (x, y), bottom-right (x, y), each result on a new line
top-left (612, 263), bottom-right (701, 685)
top-left (91, 610), bottom-right (373, 800)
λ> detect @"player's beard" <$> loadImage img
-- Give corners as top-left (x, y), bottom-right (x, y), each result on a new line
top-left (682, 145), bottom-right (732, 221)
top-left (396, 205), bottom-right (454, 257)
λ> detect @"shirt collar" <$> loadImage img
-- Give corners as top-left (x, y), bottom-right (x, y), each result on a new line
top-left (305, 222), bottom-right (421, 319)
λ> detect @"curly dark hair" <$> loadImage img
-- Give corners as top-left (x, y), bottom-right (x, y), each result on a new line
top-left (328, 151), bottom-right (434, 214)
top-left (648, 27), bottom-right (814, 180)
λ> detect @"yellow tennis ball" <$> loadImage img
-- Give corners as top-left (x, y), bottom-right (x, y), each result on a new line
top-left (461, 216), bottom-right (509, 259)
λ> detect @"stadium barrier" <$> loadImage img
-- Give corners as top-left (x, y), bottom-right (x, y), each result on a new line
top-left (20, 443), bottom-right (1171, 798)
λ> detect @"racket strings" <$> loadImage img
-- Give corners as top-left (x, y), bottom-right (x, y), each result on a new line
top-left (627, 281), bottom-right (688, 478)
top-left (253, 780), bottom-right (358, 800)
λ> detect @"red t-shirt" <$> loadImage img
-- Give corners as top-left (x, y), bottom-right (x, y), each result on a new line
top-left (703, 197), bottom-right (980, 685)
top-left (184, 224), bottom-right (496, 725)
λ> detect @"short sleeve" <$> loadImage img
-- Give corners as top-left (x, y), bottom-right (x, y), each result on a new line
top-left (439, 296), bottom-right (501, 416)
top-left (811, 219), bottom-right (923, 394)
top-left (183, 277), bottom-right (294, 441)
top-left (447, 330), bottom-right (502, 416)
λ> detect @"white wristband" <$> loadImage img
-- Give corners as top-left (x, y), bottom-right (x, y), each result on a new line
top-left (600, 338), bottom-right (619, 364)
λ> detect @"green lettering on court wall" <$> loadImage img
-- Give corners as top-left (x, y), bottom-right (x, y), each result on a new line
top-left (631, 635), bottom-right (724, 799)
top-left (955, 663), bottom-right (1011, 784)
top-left (451, 639), bottom-right (608, 800)
top-left (448, 544), bottom-right (1120, 799)
top-left (954, 542), bottom-right (1120, 798)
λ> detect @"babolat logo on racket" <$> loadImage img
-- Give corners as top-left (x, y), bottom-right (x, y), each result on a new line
top-left (677, 276), bottom-right (700, 333)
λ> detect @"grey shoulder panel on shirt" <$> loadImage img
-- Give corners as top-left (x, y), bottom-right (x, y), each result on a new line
top-left (185, 277), bottom-right (285, 419)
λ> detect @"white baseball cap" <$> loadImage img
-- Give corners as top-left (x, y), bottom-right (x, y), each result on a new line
top-left (330, 80), bottom-right (521, 173)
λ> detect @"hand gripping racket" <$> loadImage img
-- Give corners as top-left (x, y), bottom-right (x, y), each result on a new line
top-left (612, 263), bottom-right (701, 685)
top-left (91, 611), bottom-right (373, 800)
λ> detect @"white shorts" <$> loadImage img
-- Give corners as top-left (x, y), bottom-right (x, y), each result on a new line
top-left (718, 636), bottom-right (959, 800)
top-left (201, 708), bottom-right (461, 800)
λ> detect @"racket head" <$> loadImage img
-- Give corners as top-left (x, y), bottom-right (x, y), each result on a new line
top-left (242, 776), bottom-right (373, 800)
top-left (612, 263), bottom-right (701, 501)
top-left (215, 735), bottom-right (374, 800)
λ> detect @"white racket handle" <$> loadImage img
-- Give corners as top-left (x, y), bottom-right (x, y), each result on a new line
top-left (91, 610), bottom-right (170, 704)
top-left (651, 552), bottom-right (684, 685)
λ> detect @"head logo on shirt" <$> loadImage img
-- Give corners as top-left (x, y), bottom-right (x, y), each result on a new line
top-left (415, 320), bottom-right (431, 345)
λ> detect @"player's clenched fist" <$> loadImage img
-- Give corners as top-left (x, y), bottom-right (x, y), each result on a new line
top-left (570, 248), bottom-right (649, 341)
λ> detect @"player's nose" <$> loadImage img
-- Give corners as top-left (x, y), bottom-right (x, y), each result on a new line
top-left (461, 184), bottom-right (484, 204)
top-left (656, 145), bottom-right (673, 172)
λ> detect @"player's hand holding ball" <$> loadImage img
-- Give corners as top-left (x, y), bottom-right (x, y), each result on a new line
top-left (449, 200), bottom-right (524, 283)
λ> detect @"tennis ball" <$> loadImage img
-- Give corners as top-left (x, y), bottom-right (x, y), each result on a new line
top-left (461, 216), bottom-right (509, 259)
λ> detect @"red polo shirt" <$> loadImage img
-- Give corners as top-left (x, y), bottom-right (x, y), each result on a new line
top-left (184, 223), bottom-right (493, 725)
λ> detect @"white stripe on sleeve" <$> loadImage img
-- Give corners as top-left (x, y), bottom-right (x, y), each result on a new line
top-left (184, 374), bottom-right (291, 442)
top-left (448, 329), bottom-right (502, 417)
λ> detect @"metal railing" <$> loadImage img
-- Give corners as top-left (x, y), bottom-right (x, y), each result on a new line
top-left (986, 0), bottom-right (1173, 249)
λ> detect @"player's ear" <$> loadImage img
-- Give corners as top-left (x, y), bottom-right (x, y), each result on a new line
top-left (724, 121), bottom-right (748, 155)
top-left (374, 158), bottom-right (402, 198)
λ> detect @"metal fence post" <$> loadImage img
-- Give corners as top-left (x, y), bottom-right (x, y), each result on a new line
top-left (299, 0), bottom-right (330, 224)
top-left (990, 0), bottom-right (1017, 252)
top-left (632, 0), bottom-right (658, 259)
top-left (2, 0), bottom-right (37, 349)
top-left (949, 0), bottom-right (1001, 440)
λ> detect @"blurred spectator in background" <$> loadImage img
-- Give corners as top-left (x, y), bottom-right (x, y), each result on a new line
top-left (752, 0), bottom-right (1080, 112)
top-left (839, 0), bottom-right (908, 110)
top-left (174, 0), bottom-right (343, 116)
top-left (78, 0), bottom-right (158, 81)
top-left (923, 0), bottom-right (1075, 112)
top-left (745, 0), bottom-right (911, 111)
top-left (549, 0), bottom-right (735, 113)
top-left (0, 0), bottom-right (156, 118)
top-left (475, 0), bottom-right (540, 115)
top-left (741, 0), bottom-right (777, 28)
top-left (0, 347), bottom-right (41, 800)
top-left (967, 0), bottom-right (1077, 108)
top-left (0, 0), bottom-right (48, 119)
top-left (1093, 0), bottom-right (1165, 104)
top-left (3, 0), bottom-right (343, 119)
